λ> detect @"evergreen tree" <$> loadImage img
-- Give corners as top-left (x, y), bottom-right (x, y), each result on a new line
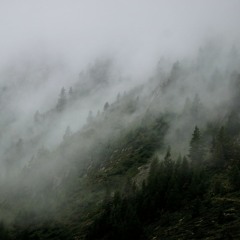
top-left (190, 94), bottom-right (202, 118)
top-left (179, 156), bottom-right (190, 188)
top-left (163, 146), bottom-right (173, 174)
top-left (169, 61), bottom-right (180, 81)
top-left (189, 126), bottom-right (203, 165)
top-left (117, 93), bottom-right (121, 102)
top-left (63, 126), bottom-right (72, 141)
top-left (104, 102), bottom-right (110, 111)
top-left (211, 127), bottom-right (233, 168)
top-left (229, 165), bottom-right (240, 190)
top-left (56, 87), bottom-right (67, 112)
top-left (68, 87), bottom-right (73, 97)
top-left (148, 155), bottom-right (159, 183)
top-left (0, 222), bottom-right (10, 240)
top-left (87, 110), bottom-right (93, 123)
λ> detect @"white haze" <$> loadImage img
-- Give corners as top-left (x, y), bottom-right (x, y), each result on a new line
top-left (1, 1), bottom-right (240, 68)
top-left (0, 0), bottom-right (240, 218)
top-left (0, 2), bottom-right (239, 114)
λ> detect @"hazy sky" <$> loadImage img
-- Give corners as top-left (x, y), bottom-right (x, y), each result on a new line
top-left (0, 0), bottom-right (240, 76)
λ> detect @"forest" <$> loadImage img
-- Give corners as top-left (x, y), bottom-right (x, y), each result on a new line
top-left (0, 44), bottom-right (240, 239)
top-left (0, 1), bottom-right (240, 239)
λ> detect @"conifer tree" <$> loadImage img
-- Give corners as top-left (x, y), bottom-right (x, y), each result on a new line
top-left (104, 102), bottom-right (110, 111)
top-left (87, 110), bottom-right (93, 123)
top-left (163, 146), bottom-right (173, 168)
top-left (191, 94), bottom-right (202, 118)
top-left (63, 126), bottom-right (72, 141)
top-left (68, 87), bottom-right (73, 97)
top-left (189, 126), bottom-right (203, 165)
top-left (229, 165), bottom-right (240, 190)
top-left (56, 87), bottom-right (67, 112)
top-left (211, 127), bottom-right (233, 168)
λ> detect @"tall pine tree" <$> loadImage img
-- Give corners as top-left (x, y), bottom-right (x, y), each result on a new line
top-left (189, 126), bottom-right (203, 165)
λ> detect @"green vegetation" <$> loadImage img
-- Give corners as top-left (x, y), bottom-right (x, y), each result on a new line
top-left (84, 123), bottom-right (240, 239)
top-left (3, 118), bottom-right (240, 240)
top-left (1, 53), bottom-right (240, 239)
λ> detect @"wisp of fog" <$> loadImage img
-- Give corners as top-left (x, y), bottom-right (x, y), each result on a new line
top-left (0, 0), bottom-right (240, 226)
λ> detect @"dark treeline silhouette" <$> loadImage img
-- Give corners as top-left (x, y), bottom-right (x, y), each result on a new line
top-left (85, 121), bottom-right (240, 240)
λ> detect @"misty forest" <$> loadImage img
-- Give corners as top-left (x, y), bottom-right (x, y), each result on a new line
top-left (1, 1), bottom-right (240, 239)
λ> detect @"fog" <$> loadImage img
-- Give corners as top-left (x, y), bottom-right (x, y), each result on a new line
top-left (0, 0), bottom-right (240, 226)
top-left (1, 1), bottom-right (240, 69)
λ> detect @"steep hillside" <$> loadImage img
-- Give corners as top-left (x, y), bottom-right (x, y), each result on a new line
top-left (1, 45), bottom-right (240, 239)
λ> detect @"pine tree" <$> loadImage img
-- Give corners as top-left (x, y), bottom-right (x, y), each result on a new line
top-left (104, 102), bottom-right (110, 111)
top-left (189, 126), bottom-right (203, 165)
top-left (163, 146), bottom-right (173, 170)
top-left (87, 110), bottom-right (93, 123)
top-left (191, 94), bottom-right (202, 118)
top-left (117, 93), bottom-right (121, 102)
top-left (63, 126), bottom-right (72, 141)
top-left (68, 87), bottom-right (73, 97)
top-left (56, 87), bottom-right (67, 112)
top-left (229, 165), bottom-right (240, 190)
top-left (179, 156), bottom-right (190, 188)
top-left (211, 127), bottom-right (233, 168)
top-left (147, 155), bottom-right (159, 190)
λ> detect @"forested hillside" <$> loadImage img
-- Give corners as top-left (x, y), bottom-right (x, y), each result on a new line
top-left (0, 43), bottom-right (240, 239)
top-left (1, 1), bottom-right (240, 239)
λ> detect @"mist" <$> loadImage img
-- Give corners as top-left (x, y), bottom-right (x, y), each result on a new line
top-left (0, 0), bottom-right (240, 236)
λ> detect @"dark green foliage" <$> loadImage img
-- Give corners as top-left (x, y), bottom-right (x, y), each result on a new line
top-left (5, 75), bottom-right (240, 240)
top-left (0, 222), bottom-right (10, 240)
top-left (86, 149), bottom-right (209, 239)
top-left (229, 165), bottom-right (240, 190)
top-left (86, 192), bottom-right (143, 240)
top-left (191, 197), bottom-right (201, 218)
top-left (7, 117), bottom-right (240, 240)
top-left (189, 126), bottom-right (204, 165)
top-left (213, 179), bottom-right (225, 195)
top-left (188, 167), bottom-right (208, 199)
top-left (9, 210), bottom-right (73, 240)
top-left (226, 111), bottom-right (240, 137)
top-left (105, 117), bottom-right (168, 176)
top-left (211, 127), bottom-right (235, 168)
